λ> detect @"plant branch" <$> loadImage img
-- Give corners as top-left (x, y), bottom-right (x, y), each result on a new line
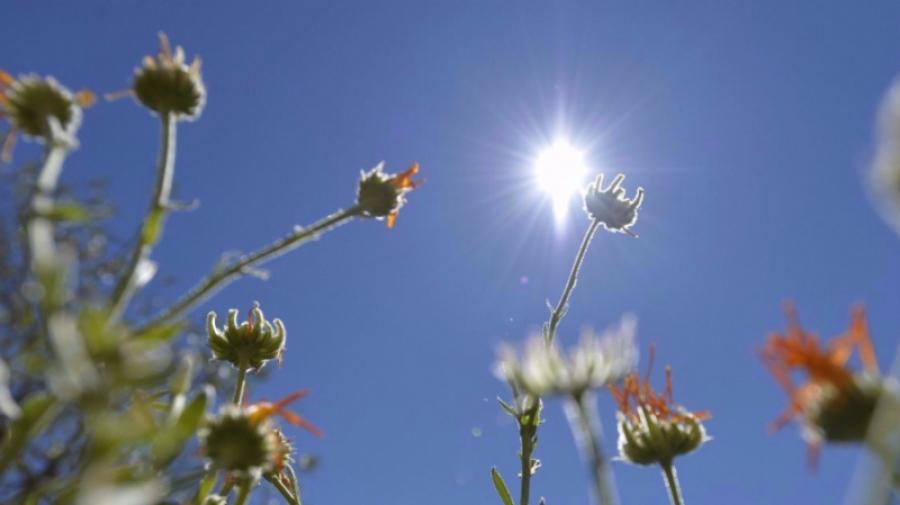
top-left (565, 393), bottom-right (617, 505)
top-left (136, 206), bottom-right (362, 332)
top-left (545, 219), bottom-right (600, 343)
top-left (109, 112), bottom-right (177, 322)
top-left (266, 473), bottom-right (301, 505)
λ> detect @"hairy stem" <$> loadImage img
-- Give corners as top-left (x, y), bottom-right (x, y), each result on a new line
top-left (518, 405), bottom-right (538, 505)
top-left (136, 206), bottom-right (362, 332)
top-left (565, 393), bottom-right (617, 505)
top-left (266, 473), bottom-right (301, 505)
top-left (661, 461), bottom-right (684, 505)
top-left (546, 219), bottom-right (600, 343)
top-left (233, 365), bottom-right (247, 405)
top-left (109, 112), bottom-right (177, 322)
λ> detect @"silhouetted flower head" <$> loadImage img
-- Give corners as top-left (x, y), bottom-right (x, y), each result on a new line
top-left (582, 173), bottom-right (644, 235)
top-left (356, 162), bottom-right (422, 228)
top-left (200, 390), bottom-right (321, 478)
top-left (612, 358), bottom-right (710, 466)
top-left (761, 304), bottom-right (900, 466)
top-left (495, 316), bottom-right (638, 397)
top-left (207, 303), bottom-right (285, 371)
top-left (0, 69), bottom-right (95, 161)
top-left (127, 33), bottom-right (205, 119)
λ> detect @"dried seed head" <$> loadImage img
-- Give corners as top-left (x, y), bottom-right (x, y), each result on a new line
top-left (207, 304), bottom-right (285, 371)
top-left (582, 173), bottom-right (644, 235)
top-left (131, 33), bottom-right (205, 119)
top-left (356, 162), bottom-right (422, 228)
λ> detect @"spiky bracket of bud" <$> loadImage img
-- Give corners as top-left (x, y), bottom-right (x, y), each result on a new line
top-left (207, 304), bottom-right (285, 372)
top-left (583, 173), bottom-right (644, 235)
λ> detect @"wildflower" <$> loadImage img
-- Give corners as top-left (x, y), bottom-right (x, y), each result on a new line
top-left (761, 304), bottom-right (900, 466)
top-left (207, 303), bottom-right (285, 372)
top-left (612, 359), bottom-right (710, 466)
top-left (356, 162), bottom-right (422, 228)
top-left (0, 69), bottom-right (95, 161)
top-left (582, 173), bottom-right (644, 235)
top-left (200, 390), bottom-right (321, 478)
top-left (112, 33), bottom-right (205, 120)
top-left (495, 315), bottom-right (638, 397)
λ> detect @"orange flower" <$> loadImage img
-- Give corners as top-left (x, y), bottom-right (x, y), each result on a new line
top-left (357, 161), bottom-right (423, 228)
top-left (760, 303), bottom-right (881, 466)
top-left (386, 163), bottom-right (422, 228)
top-left (247, 389), bottom-right (323, 438)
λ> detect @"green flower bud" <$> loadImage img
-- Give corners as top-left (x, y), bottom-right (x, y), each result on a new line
top-left (132, 33), bottom-right (205, 120)
top-left (805, 372), bottom-right (889, 444)
top-left (199, 405), bottom-right (275, 479)
top-left (356, 162), bottom-right (421, 228)
top-left (582, 173), bottom-right (644, 235)
top-left (617, 407), bottom-right (707, 466)
top-left (207, 304), bottom-right (285, 372)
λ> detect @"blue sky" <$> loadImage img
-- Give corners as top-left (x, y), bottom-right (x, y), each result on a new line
top-left (5, 2), bottom-right (900, 504)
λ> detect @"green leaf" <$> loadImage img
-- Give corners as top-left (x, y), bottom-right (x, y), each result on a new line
top-left (45, 203), bottom-right (92, 223)
top-left (497, 397), bottom-right (517, 417)
top-left (151, 389), bottom-right (209, 467)
top-left (491, 467), bottom-right (515, 505)
top-left (0, 393), bottom-right (59, 472)
top-left (134, 319), bottom-right (186, 343)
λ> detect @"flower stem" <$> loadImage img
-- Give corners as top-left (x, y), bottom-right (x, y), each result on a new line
top-left (518, 404), bottom-right (539, 505)
top-left (546, 219), bottom-right (600, 343)
top-left (135, 206), bottom-right (362, 332)
top-left (234, 480), bottom-right (252, 505)
top-left (109, 112), bottom-right (177, 322)
top-left (233, 365), bottom-right (247, 405)
top-left (565, 393), bottom-right (617, 505)
top-left (661, 461), bottom-right (685, 505)
top-left (265, 474), bottom-right (301, 505)
top-left (27, 142), bottom-right (69, 271)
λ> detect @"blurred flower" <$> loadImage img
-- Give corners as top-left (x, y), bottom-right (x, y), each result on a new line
top-left (356, 162), bottom-right (422, 228)
top-left (0, 358), bottom-right (19, 419)
top-left (582, 173), bottom-right (644, 235)
top-left (870, 77), bottom-right (900, 233)
top-left (761, 304), bottom-right (900, 466)
top-left (612, 361), bottom-right (710, 466)
top-left (0, 69), bottom-right (95, 161)
top-left (495, 315), bottom-right (638, 397)
top-left (111, 33), bottom-right (205, 120)
top-left (200, 390), bottom-right (321, 478)
top-left (207, 303), bottom-right (285, 371)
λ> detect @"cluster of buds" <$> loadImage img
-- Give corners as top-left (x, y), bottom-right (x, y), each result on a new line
top-left (0, 70), bottom-right (95, 161)
top-left (612, 359), bottom-right (710, 467)
top-left (207, 304), bottom-right (286, 372)
top-left (495, 316), bottom-right (638, 398)
top-left (761, 304), bottom-right (900, 465)
top-left (125, 33), bottom-right (205, 120)
top-left (356, 162), bottom-right (422, 228)
top-left (199, 391), bottom-right (321, 480)
top-left (582, 173), bottom-right (644, 235)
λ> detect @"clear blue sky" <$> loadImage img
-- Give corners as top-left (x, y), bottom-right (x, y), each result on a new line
top-left (5, 2), bottom-right (900, 504)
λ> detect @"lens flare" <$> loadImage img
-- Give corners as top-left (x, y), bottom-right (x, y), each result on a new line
top-left (534, 139), bottom-right (588, 220)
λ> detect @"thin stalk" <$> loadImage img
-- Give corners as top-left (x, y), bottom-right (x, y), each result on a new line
top-left (266, 474), bottom-right (301, 505)
top-left (234, 480), bottom-right (252, 505)
top-left (136, 206), bottom-right (362, 332)
top-left (108, 112), bottom-right (177, 322)
top-left (546, 220), bottom-right (600, 343)
top-left (518, 404), bottom-right (538, 505)
top-left (28, 141), bottom-right (70, 272)
top-left (565, 393), bottom-right (617, 505)
top-left (233, 365), bottom-right (247, 405)
top-left (661, 461), bottom-right (684, 505)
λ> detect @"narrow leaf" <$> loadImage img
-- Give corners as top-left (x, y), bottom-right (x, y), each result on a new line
top-left (491, 467), bottom-right (515, 505)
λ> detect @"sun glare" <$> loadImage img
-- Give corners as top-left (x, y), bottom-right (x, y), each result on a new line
top-left (534, 139), bottom-right (588, 220)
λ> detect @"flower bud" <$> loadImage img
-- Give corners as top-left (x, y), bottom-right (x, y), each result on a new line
top-left (200, 405), bottom-right (275, 478)
top-left (0, 70), bottom-right (94, 160)
top-left (582, 173), bottom-right (644, 235)
top-left (207, 304), bottom-right (285, 371)
top-left (356, 162), bottom-right (422, 228)
top-left (131, 33), bottom-right (205, 120)
top-left (617, 407), bottom-right (707, 466)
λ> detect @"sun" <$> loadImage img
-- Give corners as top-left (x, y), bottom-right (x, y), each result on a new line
top-left (534, 139), bottom-right (588, 220)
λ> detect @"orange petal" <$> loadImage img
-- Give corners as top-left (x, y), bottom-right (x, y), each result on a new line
top-left (76, 90), bottom-right (96, 108)
top-left (386, 212), bottom-right (398, 229)
top-left (0, 70), bottom-right (14, 87)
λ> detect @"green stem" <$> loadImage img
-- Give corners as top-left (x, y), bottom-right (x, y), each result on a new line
top-left (566, 393), bottom-right (616, 505)
top-left (234, 480), bottom-right (252, 505)
top-left (135, 206), bottom-right (362, 332)
top-left (518, 405), bottom-right (538, 505)
top-left (109, 112), bottom-right (177, 322)
top-left (266, 473), bottom-right (301, 505)
top-left (27, 142), bottom-right (69, 270)
top-left (661, 461), bottom-right (684, 505)
top-left (233, 365), bottom-right (247, 405)
top-left (545, 219), bottom-right (600, 343)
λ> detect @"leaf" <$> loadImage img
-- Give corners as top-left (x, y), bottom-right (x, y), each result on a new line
top-left (491, 467), bottom-right (515, 505)
top-left (151, 388), bottom-right (209, 467)
top-left (45, 202), bottom-right (92, 223)
top-left (497, 397), bottom-right (517, 417)
top-left (134, 319), bottom-right (186, 343)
